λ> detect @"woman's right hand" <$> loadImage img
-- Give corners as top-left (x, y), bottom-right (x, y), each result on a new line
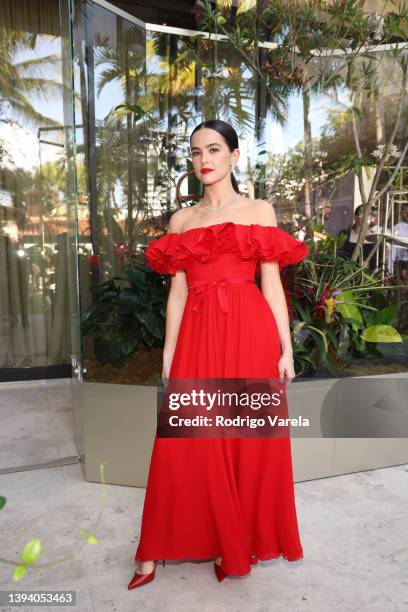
top-left (162, 352), bottom-right (173, 382)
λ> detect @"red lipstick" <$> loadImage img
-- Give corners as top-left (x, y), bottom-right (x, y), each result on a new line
top-left (201, 168), bottom-right (214, 174)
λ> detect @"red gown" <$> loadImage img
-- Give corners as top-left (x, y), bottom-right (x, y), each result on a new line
top-left (134, 221), bottom-right (309, 576)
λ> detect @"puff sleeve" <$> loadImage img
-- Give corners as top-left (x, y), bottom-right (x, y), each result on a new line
top-left (144, 233), bottom-right (181, 274)
top-left (239, 225), bottom-right (310, 270)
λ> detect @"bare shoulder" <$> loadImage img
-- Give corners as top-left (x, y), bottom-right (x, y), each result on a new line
top-left (167, 207), bottom-right (193, 234)
top-left (250, 199), bottom-right (277, 227)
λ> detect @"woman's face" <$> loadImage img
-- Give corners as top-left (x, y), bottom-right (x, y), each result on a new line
top-left (354, 209), bottom-right (363, 223)
top-left (190, 127), bottom-right (239, 187)
top-left (370, 211), bottom-right (378, 225)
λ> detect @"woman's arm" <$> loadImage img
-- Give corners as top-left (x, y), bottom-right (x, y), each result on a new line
top-left (162, 272), bottom-right (187, 378)
top-left (162, 212), bottom-right (188, 379)
top-left (255, 201), bottom-right (296, 382)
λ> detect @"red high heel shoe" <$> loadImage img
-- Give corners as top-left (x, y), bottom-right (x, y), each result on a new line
top-left (128, 560), bottom-right (165, 589)
top-left (214, 560), bottom-right (228, 582)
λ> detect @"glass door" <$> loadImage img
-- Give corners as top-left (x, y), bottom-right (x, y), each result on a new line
top-left (60, 0), bottom-right (83, 383)
top-left (61, 0), bottom-right (148, 383)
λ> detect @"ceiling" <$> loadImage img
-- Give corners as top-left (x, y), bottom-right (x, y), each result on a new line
top-left (1, 1), bottom-right (400, 38)
top-left (109, 0), bottom-right (201, 29)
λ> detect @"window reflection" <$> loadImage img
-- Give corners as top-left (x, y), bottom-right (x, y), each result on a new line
top-left (0, 2), bottom-right (68, 368)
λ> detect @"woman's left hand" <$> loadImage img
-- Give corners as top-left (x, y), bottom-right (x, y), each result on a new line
top-left (278, 354), bottom-right (296, 384)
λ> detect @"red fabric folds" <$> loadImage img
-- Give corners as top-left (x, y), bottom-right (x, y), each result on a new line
top-left (136, 219), bottom-right (308, 576)
top-left (144, 232), bottom-right (180, 274)
top-left (144, 222), bottom-right (309, 274)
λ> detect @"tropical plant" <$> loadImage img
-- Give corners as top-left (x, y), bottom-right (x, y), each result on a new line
top-left (262, 141), bottom-right (329, 202)
top-left (195, 0), bottom-right (408, 251)
top-left (81, 265), bottom-right (168, 366)
top-left (289, 231), bottom-right (408, 375)
top-left (0, 30), bottom-right (62, 129)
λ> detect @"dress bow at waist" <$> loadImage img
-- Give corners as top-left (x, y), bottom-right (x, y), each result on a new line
top-left (187, 277), bottom-right (255, 314)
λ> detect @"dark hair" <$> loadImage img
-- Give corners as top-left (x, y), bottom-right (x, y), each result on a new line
top-left (190, 119), bottom-right (240, 194)
top-left (351, 204), bottom-right (364, 228)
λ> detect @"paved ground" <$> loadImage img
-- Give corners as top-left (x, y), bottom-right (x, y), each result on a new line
top-left (0, 380), bottom-right (407, 612)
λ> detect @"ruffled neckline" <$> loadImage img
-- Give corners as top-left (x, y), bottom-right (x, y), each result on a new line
top-left (145, 221), bottom-right (310, 275)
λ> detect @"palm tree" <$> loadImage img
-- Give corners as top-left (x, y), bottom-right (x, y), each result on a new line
top-left (0, 30), bottom-right (62, 131)
top-left (96, 27), bottom-right (258, 169)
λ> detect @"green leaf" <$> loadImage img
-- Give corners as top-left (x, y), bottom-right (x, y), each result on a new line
top-left (292, 321), bottom-right (306, 345)
top-left (123, 266), bottom-right (146, 286)
top-left (0, 496), bottom-right (6, 510)
top-left (94, 336), bottom-right (132, 363)
top-left (365, 302), bottom-right (401, 327)
top-left (13, 565), bottom-right (27, 582)
top-left (362, 325), bottom-right (402, 343)
top-left (21, 538), bottom-right (42, 565)
top-left (80, 528), bottom-right (99, 544)
top-left (138, 310), bottom-right (164, 339)
top-left (118, 291), bottom-right (142, 311)
top-left (99, 291), bottom-right (119, 302)
top-left (293, 300), bottom-right (311, 324)
top-left (306, 325), bottom-right (329, 353)
top-left (237, 0), bottom-right (256, 13)
top-left (113, 104), bottom-right (146, 121)
top-left (340, 316), bottom-right (365, 330)
top-left (363, 165), bottom-right (375, 180)
top-left (334, 290), bottom-right (363, 330)
top-left (81, 303), bottom-right (111, 322)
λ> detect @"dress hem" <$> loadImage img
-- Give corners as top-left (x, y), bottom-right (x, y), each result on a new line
top-left (134, 550), bottom-right (304, 577)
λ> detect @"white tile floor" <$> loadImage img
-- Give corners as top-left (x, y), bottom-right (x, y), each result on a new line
top-left (0, 380), bottom-right (407, 612)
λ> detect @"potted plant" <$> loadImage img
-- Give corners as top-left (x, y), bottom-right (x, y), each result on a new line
top-left (81, 264), bottom-right (168, 385)
top-left (288, 228), bottom-right (408, 377)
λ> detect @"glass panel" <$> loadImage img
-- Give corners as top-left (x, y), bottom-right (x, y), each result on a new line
top-left (76, 28), bottom-right (270, 385)
top-left (60, 0), bottom-right (82, 379)
top-left (141, 27), bottom-right (408, 381)
top-left (0, 1), bottom-right (70, 370)
top-left (70, 1), bottom-right (148, 381)
top-left (0, 0), bottom-right (77, 472)
top-left (67, 5), bottom-right (407, 385)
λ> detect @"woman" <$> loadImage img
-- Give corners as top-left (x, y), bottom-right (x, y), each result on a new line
top-left (128, 119), bottom-right (309, 589)
top-left (340, 204), bottom-right (376, 268)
